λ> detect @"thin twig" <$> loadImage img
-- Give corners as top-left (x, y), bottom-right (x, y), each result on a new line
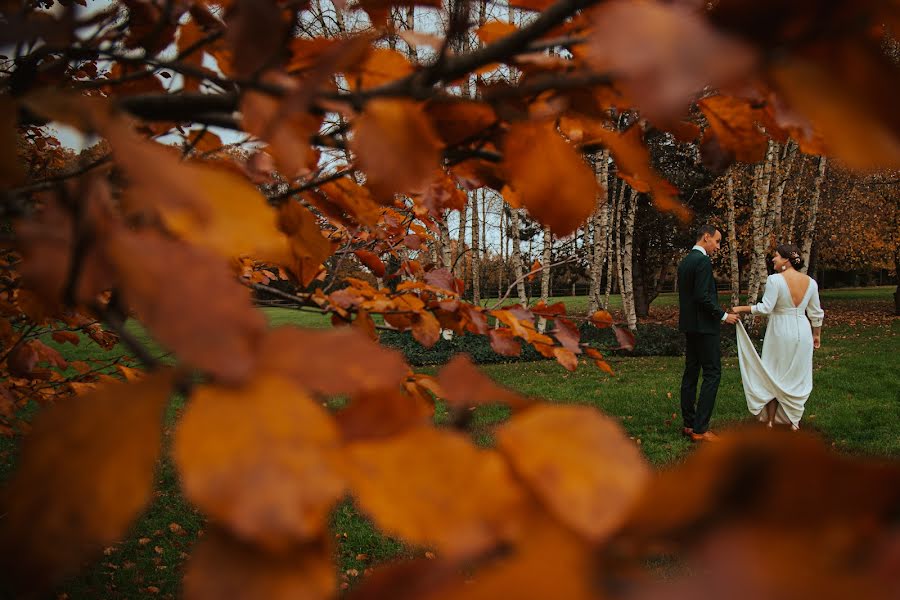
top-left (490, 257), bottom-right (579, 311)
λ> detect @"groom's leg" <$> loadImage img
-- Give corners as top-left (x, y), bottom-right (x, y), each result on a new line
top-left (694, 333), bottom-right (722, 434)
top-left (680, 333), bottom-right (700, 429)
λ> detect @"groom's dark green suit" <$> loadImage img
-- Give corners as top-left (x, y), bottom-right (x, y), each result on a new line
top-left (677, 248), bottom-right (725, 434)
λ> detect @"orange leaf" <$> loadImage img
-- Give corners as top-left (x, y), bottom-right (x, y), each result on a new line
top-left (278, 203), bottom-right (335, 287)
top-left (527, 260), bottom-right (541, 281)
top-left (437, 354), bottom-right (530, 411)
top-left (51, 331), bottom-right (81, 346)
top-left (589, 310), bottom-right (614, 328)
top-left (354, 250), bottom-right (387, 278)
top-left (586, 0), bottom-right (757, 119)
top-left (502, 121), bottom-right (597, 236)
top-left (0, 372), bottom-right (174, 591)
top-left (174, 373), bottom-right (346, 551)
top-left (184, 528), bottom-right (335, 600)
top-left (344, 427), bottom-right (527, 558)
top-left (496, 404), bottom-right (649, 541)
top-left (259, 326), bottom-right (409, 396)
top-left (476, 21), bottom-right (517, 45)
top-left (335, 387), bottom-right (434, 442)
top-left (106, 228), bottom-right (266, 385)
top-left (410, 310), bottom-right (442, 348)
top-left (350, 99), bottom-right (444, 201)
top-left (426, 100), bottom-right (497, 147)
top-left (697, 95), bottom-right (770, 163)
top-left (489, 328), bottom-right (522, 357)
top-left (591, 125), bottom-right (690, 221)
top-left (345, 48), bottom-right (412, 91)
top-left (552, 347), bottom-right (578, 371)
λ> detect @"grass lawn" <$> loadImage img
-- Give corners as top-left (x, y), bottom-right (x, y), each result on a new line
top-left (2, 287), bottom-right (897, 598)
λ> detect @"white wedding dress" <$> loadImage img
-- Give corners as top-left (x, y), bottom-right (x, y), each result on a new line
top-left (735, 273), bottom-right (825, 427)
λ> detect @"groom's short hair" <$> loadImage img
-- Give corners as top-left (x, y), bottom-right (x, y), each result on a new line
top-left (695, 224), bottom-right (720, 241)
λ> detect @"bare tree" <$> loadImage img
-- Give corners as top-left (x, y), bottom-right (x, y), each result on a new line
top-left (588, 150), bottom-right (610, 313)
top-left (725, 171), bottom-right (741, 309)
top-left (801, 156), bottom-right (827, 273)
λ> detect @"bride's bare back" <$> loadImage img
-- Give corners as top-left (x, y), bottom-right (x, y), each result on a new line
top-left (781, 270), bottom-right (811, 308)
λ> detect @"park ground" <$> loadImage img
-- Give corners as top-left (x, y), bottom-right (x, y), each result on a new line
top-left (1, 286), bottom-right (897, 598)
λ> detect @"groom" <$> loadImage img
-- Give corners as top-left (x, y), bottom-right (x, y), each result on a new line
top-left (677, 225), bottom-right (739, 442)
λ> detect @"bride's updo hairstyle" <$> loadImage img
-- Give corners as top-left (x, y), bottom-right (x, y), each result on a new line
top-left (776, 243), bottom-right (804, 270)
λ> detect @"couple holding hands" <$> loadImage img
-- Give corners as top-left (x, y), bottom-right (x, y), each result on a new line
top-left (678, 225), bottom-right (825, 442)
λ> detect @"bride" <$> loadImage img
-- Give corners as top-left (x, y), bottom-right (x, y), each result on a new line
top-left (730, 244), bottom-right (825, 430)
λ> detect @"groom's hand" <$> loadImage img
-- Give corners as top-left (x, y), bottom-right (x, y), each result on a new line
top-left (724, 313), bottom-right (740, 325)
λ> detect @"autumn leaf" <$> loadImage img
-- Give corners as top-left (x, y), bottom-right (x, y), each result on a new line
top-left (350, 99), bottom-right (444, 201)
top-left (354, 250), bottom-right (387, 278)
top-left (346, 48), bottom-right (413, 91)
top-left (345, 427), bottom-right (528, 558)
top-left (437, 354), bottom-right (530, 411)
top-left (589, 309), bottom-right (614, 328)
top-left (489, 328), bottom-right (522, 357)
top-left (590, 125), bottom-right (690, 221)
top-left (613, 325), bottom-right (636, 351)
top-left (477, 21), bottom-right (517, 45)
top-left (496, 404), bottom-right (649, 541)
top-left (697, 95), bottom-right (770, 163)
top-left (278, 202), bottom-right (335, 287)
top-left (174, 373), bottom-right (346, 551)
top-left (225, 0), bottom-right (289, 78)
top-left (0, 372), bottom-right (174, 592)
top-left (426, 100), bottom-right (497, 147)
top-left (106, 228), bottom-right (267, 385)
top-left (0, 96), bottom-right (24, 186)
top-left (502, 121), bottom-right (597, 236)
top-left (335, 387), bottom-right (434, 442)
top-left (586, 0), bottom-right (757, 119)
top-left (184, 528), bottom-right (335, 600)
top-left (259, 326), bottom-right (410, 396)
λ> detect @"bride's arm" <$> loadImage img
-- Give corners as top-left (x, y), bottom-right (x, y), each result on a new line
top-left (806, 280), bottom-right (824, 348)
top-left (732, 275), bottom-right (777, 315)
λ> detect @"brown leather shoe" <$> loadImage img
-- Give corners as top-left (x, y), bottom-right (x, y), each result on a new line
top-left (690, 431), bottom-right (720, 443)
top-left (682, 427), bottom-right (693, 437)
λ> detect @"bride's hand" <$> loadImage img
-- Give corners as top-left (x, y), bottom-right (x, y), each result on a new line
top-left (813, 335), bottom-right (821, 349)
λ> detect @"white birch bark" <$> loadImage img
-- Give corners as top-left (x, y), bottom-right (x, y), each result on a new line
top-left (801, 156), bottom-right (827, 273)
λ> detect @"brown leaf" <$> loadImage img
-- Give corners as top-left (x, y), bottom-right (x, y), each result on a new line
top-left (345, 427), bottom-right (527, 558)
top-left (586, 0), bottom-right (757, 118)
top-left (496, 404), bottom-right (649, 541)
top-left (502, 121), bottom-right (597, 236)
top-left (589, 309), bottom-right (614, 328)
top-left (553, 347), bottom-right (579, 371)
top-left (354, 250), bottom-right (387, 278)
top-left (184, 528), bottom-right (334, 600)
top-left (423, 268), bottom-right (462, 295)
top-left (335, 387), bottom-right (434, 442)
top-left (489, 328), bottom-right (522, 357)
top-left (259, 326), bottom-right (410, 396)
top-left (346, 48), bottom-right (413, 91)
top-left (15, 182), bottom-right (116, 307)
top-left (476, 21), bottom-right (517, 45)
top-left (426, 100), bottom-right (497, 147)
top-left (428, 514), bottom-right (596, 600)
top-left (697, 95), bottom-right (770, 163)
top-left (410, 310), bottom-right (442, 348)
top-left (351, 99), bottom-right (444, 201)
top-left (51, 331), bottom-right (81, 346)
top-left (0, 372), bottom-right (174, 592)
top-left (174, 373), bottom-right (345, 551)
top-left (437, 354), bottom-right (530, 411)
top-left (225, 0), bottom-right (289, 78)
top-left (278, 202), bottom-right (335, 287)
top-left (613, 325), bottom-right (636, 351)
top-left (106, 228), bottom-right (267, 385)
top-left (590, 125), bottom-right (689, 221)
top-left (241, 76), bottom-right (323, 179)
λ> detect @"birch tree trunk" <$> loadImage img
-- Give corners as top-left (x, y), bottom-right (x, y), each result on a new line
top-left (498, 203), bottom-right (505, 299)
top-left (604, 179), bottom-right (616, 309)
top-left (588, 150), bottom-right (610, 313)
top-left (801, 156), bottom-right (827, 273)
top-left (471, 190), bottom-right (481, 304)
top-left (454, 200), bottom-right (467, 277)
top-left (510, 208), bottom-right (527, 304)
top-left (769, 140), bottom-right (797, 243)
top-left (725, 172), bottom-right (740, 309)
top-left (614, 179), bottom-right (626, 297)
top-left (621, 185), bottom-right (638, 330)
top-left (786, 161), bottom-right (806, 244)
top-left (537, 224), bottom-right (552, 331)
top-left (747, 141), bottom-right (777, 303)
top-left (438, 216), bottom-right (452, 270)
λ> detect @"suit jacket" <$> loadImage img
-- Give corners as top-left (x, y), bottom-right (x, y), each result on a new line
top-left (677, 249), bottom-right (724, 334)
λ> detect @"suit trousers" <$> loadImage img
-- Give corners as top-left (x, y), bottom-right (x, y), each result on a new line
top-left (680, 332), bottom-right (721, 434)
